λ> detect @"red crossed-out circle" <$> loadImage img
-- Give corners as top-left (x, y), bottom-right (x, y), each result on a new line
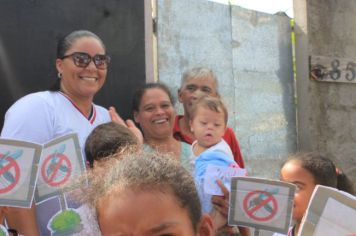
top-left (243, 190), bottom-right (278, 222)
top-left (41, 153), bottom-right (72, 187)
top-left (0, 154), bottom-right (20, 194)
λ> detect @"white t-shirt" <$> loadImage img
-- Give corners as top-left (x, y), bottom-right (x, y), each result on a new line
top-left (1, 91), bottom-right (110, 156)
top-left (1, 90), bottom-right (110, 236)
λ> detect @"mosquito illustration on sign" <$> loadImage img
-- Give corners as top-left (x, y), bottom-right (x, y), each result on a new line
top-left (229, 177), bottom-right (296, 236)
top-left (35, 134), bottom-right (84, 204)
top-left (35, 133), bottom-right (86, 235)
top-left (0, 150), bottom-right (22, 194)
top-left (243, 189), bottom-right (279, 222)
top-left (0, 139), bottom-right (42, 208)
top-left (41, 144), bottom-right (72, 188)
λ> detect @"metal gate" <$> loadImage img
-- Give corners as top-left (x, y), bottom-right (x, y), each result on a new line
top-left (156, 0), bottom-right (297, 178)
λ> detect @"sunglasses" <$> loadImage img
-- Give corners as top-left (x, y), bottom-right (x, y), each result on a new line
top-left (61, 52), bottom-right (111, 70)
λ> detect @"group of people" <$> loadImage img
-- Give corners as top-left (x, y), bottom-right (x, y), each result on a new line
top-left (0, 29), bottom-right (354, 236)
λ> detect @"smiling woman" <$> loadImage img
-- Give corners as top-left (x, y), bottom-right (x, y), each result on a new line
top-left (131, 83), bottom-right (192, 169)
top-left (0, 30), bottom-right (112, 235)
top-left (54, 32), bottom-right (110, 111)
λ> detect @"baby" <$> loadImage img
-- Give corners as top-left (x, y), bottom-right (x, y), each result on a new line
top-left (190, 96), bottom-right (235, 162)
top-left (85, 121), bottom-right (139, 168)
top-left (189, 96), bottom-right (249, 235)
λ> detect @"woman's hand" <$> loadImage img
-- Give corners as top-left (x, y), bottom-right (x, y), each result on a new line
top-left (109, 106), bottom-right (126, 126)
top-left (125, 119), bottom-right (144, 144)
top-left (109, 106), bottom-right (143, 144)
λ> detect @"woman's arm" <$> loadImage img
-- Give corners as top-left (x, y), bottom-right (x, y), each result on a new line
top-left (1, 93), bottom-right (53, 235)
top-left (5, 204), bottom-right (40, 236)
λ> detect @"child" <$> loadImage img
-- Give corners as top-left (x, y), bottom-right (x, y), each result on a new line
top-left (189, 96), bottom-right (234, 162)
top-left (189, 96), bottom-right (249, 235)
top-left (175, 67), bottom-right (245, 168)
top-left (274, 152), bottom-right (354, 236)
top-left (78, 151), bottom-right (215, 235)
top-left (71, 122), bottom-right (140, 235)
top-left (85, 121), bottom-right (139, 168)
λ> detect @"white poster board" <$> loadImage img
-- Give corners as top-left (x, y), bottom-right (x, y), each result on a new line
top-left (298, 185), bottom-right (356, 236)
top-left (204, 164), bottom-right (247, 195)
top-left (35, 133), bottom-right (85, 204)
top-left (229, 177), bottom-right (296, 234)
top-left (0, 138), bottom-right (42, 208)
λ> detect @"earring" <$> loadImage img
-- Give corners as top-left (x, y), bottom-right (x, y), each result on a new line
top-left (57, 72), bottom-right (62, 78)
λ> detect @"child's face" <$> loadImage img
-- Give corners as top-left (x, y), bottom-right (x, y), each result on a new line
top-left (97, 189), bottom-right (200, 236)
top-left (190, 106), bottom-right (226, 148)
top-left (280, 161), bottom-right (316, 223)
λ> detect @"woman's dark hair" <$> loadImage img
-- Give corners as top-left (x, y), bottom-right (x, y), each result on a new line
top-left (50, 30), bottom-right (105, 91)
top-left (131, 82), bottom-right (175, 114)
top-left (335, 170), bottom-right (355, 195)
top-left (283, 152), bottom-right (355, 195)
top-left (85, 122), bottom-right (139, 168)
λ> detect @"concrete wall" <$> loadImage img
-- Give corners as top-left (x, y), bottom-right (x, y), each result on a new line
top-left (294, 0), bottom-right (356, 187)
top-left (156, 0), bottom-right (296, 179)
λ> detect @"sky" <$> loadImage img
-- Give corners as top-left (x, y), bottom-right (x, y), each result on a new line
top-left (209, 0), bottom-right (294, 18)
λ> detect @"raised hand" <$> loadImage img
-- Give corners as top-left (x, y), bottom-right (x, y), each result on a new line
top-left (109, 106), bottom-right (143, 144)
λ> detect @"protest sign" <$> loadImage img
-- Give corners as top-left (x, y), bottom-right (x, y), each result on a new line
top-left (0, 138), bottom-right (41, 208)
top-left (298, 185), bottom-right (356, 236)
top-left (229, 177), bottom-right (296, 234)
top-left (35, 133), bottom-right (85, 204)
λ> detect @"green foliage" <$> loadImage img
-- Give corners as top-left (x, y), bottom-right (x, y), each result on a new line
top-left (0, 225), bottom-right (8, 236)
top-left (50, 209), bottom-right (82, 233)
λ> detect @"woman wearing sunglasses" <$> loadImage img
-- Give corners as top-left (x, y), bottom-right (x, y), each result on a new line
top-left (1, 30), bottom-right (113, 236)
